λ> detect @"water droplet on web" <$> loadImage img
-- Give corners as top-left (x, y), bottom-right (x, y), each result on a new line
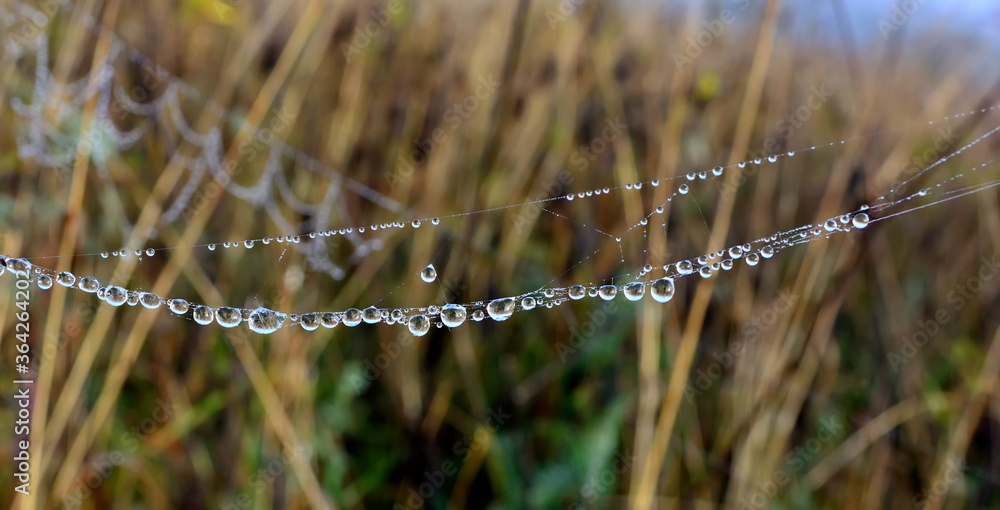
top-left (687, 172), bottom-right (696, 180)
top-left (472, 310), bottom-right (486, 321)
top-left (754, 158), bottom-right (762, 165)
top-left (824, 219), bottom-right (838, 232)
top-left (711, 262), bottom-right (721, 271)
top-left (208, 244), bottom-right (216, 251)
top-left (738, 161), bottom-right (747, 169)
top-left (244, 240), bottom-right (254, 249)
top-left (640, 218), bottom-right (648, 226)
top-left (650, 278), bottom-right (674, 303)
top-left (78, 277), bottom-right (100, 293)
top-left (698, 171), bottom-right (707, 179)
top-left (441, 304), bottom-right (467, 327)
top-left (135, 250), bottom-right (142, 257)
top-left (713, 166), bottom-right (724, 176)
top-left (635, 181), bottom-right (643, 189)
top-left (193, 306), bottom-right (215, 325)
top-left (249, 307), bottom-right (286, 334)
top-left (729, 246), bottom-right (743, 259)
top-left (407, 315), bottom-right (431, 336)
top-left (567, 192), bottom-right (576, 200)
top-left (521, 297), bottom-right (536, 310)
top-left (768, 155), bottom-right (778, 163)
top-left (168, 299), bottom-right (190, 315)
top-left (215, 307), bottom-right (242, 327)
top-left (127, 292), bottom-right (140, 307)
top-left (363, 306), bottom-right (381, 324)
top-left (8, 258), bottom-right (31, 277)
top-left (742, 243), bottom-right (751, 252)
top-left (623, 282), bottom-right (645, 301)
top-left (412, 219), bottom-right (421, 228)
top-left (105, 286), bottom-right (128, 306)
top-left (746, 253), bottom-right (760, 266)
top-left (787, 151), bottom-right (795, 157)
top-left (859, 204), bottom-right (869, 211)
top-left (321, 312), bottom-right (340, 328)
top-left (140, 292), bottom-right (162, 310)
top-left (697, 255), bottom-right (709, 265)
top-left (98, 287), bottom-right (107, 300)
top-left (568, 285), bottom-right (586, 300)
top-left (487, 298), bottom-right (515, 321)
top-left (699, 266), bottom-right (713, 278)
top-left (263, 237), bottom-right (272, 245)
top-left (37, 275), bottom-right (53, 290)
top-left (57, 272), bottom-right (76, 287)
top-left (721, 259), bottom-right (734, 271)
top-left (223, 242), bottom-right (231, 248)
top-left (603, 187), bottom-right (610, 194)
top-left (101, 252), bottom-right (109, 258)
top-left (679, 184), bottom-right (689, 195)
top-left (852, 213), bottom-right (869, 229)
top-left (544, 289), bottom-right (556, 298)
top-left (421, 264), bottom-right (438, 283)
top-left (146, 248), bottom-right (155, 256)
top-left (599, 285), bottom-right (617, 301)
top-left (676, 260), bottom-right (694, 275)
top-left (656, 206), bottom-right (664, 214)
top-left (643, 264), bottom-right (653, 272)
top-left (300, 313), bottom-right (320, 331)
top-left (431, 217), bottom-right (441, 225)
top-left (651, 179), bottom-right (659, 187)
top-left (761, 245), bottom-right (775, 258)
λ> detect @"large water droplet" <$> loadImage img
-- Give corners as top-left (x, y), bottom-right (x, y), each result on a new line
top-left (598, 285), bottom-right (617, 301)
top-left (678, 184), bottom-right (689, 195)
top-left (193, 306), bottom-right (215, 325)
top-left (728, 246), bottom-right (743, 259)
top-left (37, 275), bottom-right (53, 290)
top-left (487, 298), bottom-right (515, 321)
top-left (249, 307), bottom-right (287, 334)
top-left (713, 166), bottom-right (724, 176)
top-left (215, 307), bottom-right (242, 328)
top-left (650, 278), bottom-right (675, 303)
top-left (140, 292), bottom-right (162, 310)
top-left (421, 264), bottom-right (438, 283)
top-left (343, 308), bottom-right (363, 327)
top-left (623, 282), bottom-right (645, 301)
top-left (300, 313), bottom-right (320, 331)
top-left (521, 297), bottom-right (536, 310)
top-left (105, 286), bottom-right (128, 306)
top-left (746, 253), bottom-right (760, 266)
top-left (408, 315), bottom-right (431, 336)
top-left (57, 272), bottom-right (76, 287)
top-left (568, 285), bottom-right (586, 300)
top-left (363, 306), bottom-right (381, 324)
top-left (824, 219), bottom-right (838, 232)
top-left (441, 304), bottom-right (467, 327)
top-left (721, 259), bottom-right (734, 271)
top-left (760, 245), bottom-right (775, 258)
top-left (321, 312), bottom-right (340, 328)
top-left (699, 266), bottom-right (713, 278)
top-left (852, 213), bottom-right (869, 229)
top-left (8, 258), bottom-right (31, 277)
top-left (676, 260), bottom-right (694, 275)
top-left (78, 277), bottom-right (100, 293)
top-left (168, 299), bottom-right (190, 315)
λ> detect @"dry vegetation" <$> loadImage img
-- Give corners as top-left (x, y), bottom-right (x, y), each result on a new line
top-left (1, 0), bottom-right (999, 508)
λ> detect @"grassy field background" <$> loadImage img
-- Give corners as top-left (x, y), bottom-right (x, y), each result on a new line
top-left (2, 0), bottom-right (1000, 508)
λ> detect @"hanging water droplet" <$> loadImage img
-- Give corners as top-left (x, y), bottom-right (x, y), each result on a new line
top-left (753, 158), bottom-right (762, 165)
top-left (487, 298), bottom-right (515, 321)
top-left (651, 179), bottom-right (659, 187)
top-left (859, 204), bottom-right (869, 211)
top-left (676, 260), bottom-right (694, 275)
top-left (263, 237), bottom-right (272, 245)
top-left (640, 218), bottom-right (648, 226)
top-left (412, 219), bottom-right (421, 228)
top-left (603, 187), bottom-right (610, 193)
top-left (249, 307), bottom-right (287, 334)
top-left (521, 297), bottom-right (536, 310)
top-left (431, 217), bottom-right (441, 225)
top-left (650, 278), bottom-right (675, 303)
top-left (140, 292), bottom-right (162, 310)
top-left (678, 184), bottom-right (689, 195)
top-left (599, 285), bottom-right (617, 301)
top-left (741, 243), bottom-right (751, 252)
top-left (37, 275), bottom-right (53, 290)
top-left (713, 166), bottom-right (724, 176)
top-left (208, 244), bottom-right (216, 251)
top-left (746, 253), bottom-right (760, 266)
top-left (441, 304), bottom-right (468, 327)
top-left (699, 266), bottom-right (713, 278)
top-left (300, 313), bottom-right (320, 331)
top-left (146, 248), bottom-right (155, 257)
top-left (760, 245), bottom-right (775, 258)
top-left (635, 181), bottom-right (643, 189)
top-left (362, 306), bottom-right (381, 324)
top-left (105, 286), bottom-right (128, 306)
top-left (656, 206), bottom-right (664, 214)
top-left (568, 285), bottom-right (586, 300)
top-left (101, 252), bottom-right (109, 258)
top-left (192, 306), bottom-right (215, 325)
top-left (223, 242), bottom-right (231, 249)
top-left (127, 292), bottom-right (140, 307)
top-left (686, 172), bottom-right (696, 180)
top-left (244, 240), bottom-right (254, 249)
top-left (721, 259), bottom-right (734, 271)
top-left (321, 312), bottom-right (340, 328)
top-left (738, 161), bottom-right (747, 169)
top-left (623, 282), bottom-right (645, 301)
top-left (135, 250), bottom-right (142, 257)
top-left (568, 192), bottom-right (576, 200)
top-left (421, 264), bottom-right (438, 283)
top-left (643, 264), bottom-right (653, 272)
top-left (407, 315), bottom-right (431, 336)
top-left (787, 151), bottom-right (795, 157)
top-left (8, 258), bottom-right (31, 277)
top-left (215, 307), bottom-right (242, 328)
top-left (544, 289), bottom-right (556, 298)
top-left (852, 213), bottom-right (870, 229)
top-left (588, 287), bottom-right (599, 298)
top-left (112, 251), bottom-right (119, 257)
top-left (472, 310), bottom-right (486, 321)
top-left (711, 262), bottom-right (721, 271)
top-left (697, 255), bottom-right (709, 265)
top-left (767, 154), bottom-right (778, 163)
top-left (729, 246), bottom-right (743, 259)
top-left (97, 287), bottom-right (107, 300)
top-left (78, 277), bottom-right (100, 293)
top-left (168, 299), bottom-right (190, 315)
top-left (57, 272), bottom-right (76, 287)
top-left (698, 171), bottom-right (707, 179)
top-left (824, 219), bottom-right (838, 232)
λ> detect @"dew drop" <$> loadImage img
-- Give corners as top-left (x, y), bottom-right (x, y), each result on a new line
top-left (787, 151), bottom-right (795, 157)
top-left (678, 184), bottom-right (689, 195)
top-left (487, 298), bottom-right (515, 321)
top-left (208, 244), bottom-right (216, 251)
top-left (8, 258), bottom-right (31, 277)
top-left (543, 289), bottom-right (555, 298)
top-left (248, 307), bottom-right (287, 334)
top-left (472, 310), bottom-right (486, 321)
top-left (651, 179), bottom-right (659, 187)
top-left (686, 172), bottom-right (696, 180)
top-left (300, 313), bottom-right (320, 331)
top-left (135, 250), bottom-right (142, 257)
top-left (650, 278), bottom-right (675, 303)
top-left (412, 219), bottom-right (421, 228)
top-left (362, 306), bottom-right (381, 324)
top-left (521, 297), bottom-right (536, 310)
top-left (587, 287), bottom-right (599, 298)
top-left (441, 304), bottom-right (468, 327)
top-left (721, 259), bottom-right (734, 271)
top-left (105, 286), bottom-right (128, 306)
top-left (101, 252), bottom-right (109, 258)
top-left (421, 264), bottom-right (438, 283)
top-left (567, 192), bottom-right (576, 200)
top-left (193, 306), bottom-right (215, 325)
top-left (568, 285), bottom-right (586, 300)
top-left (146, 248), bottom-right (155, 256)
top-left (711, 262), bottom-right (721, 271)
top-left (140, 292), bottom-right (162, 310)
top-left (97, 287), bottom-right (107, 300)
top-left (697, 255), bottom-right (709, 265)
top-left (824, 219), bottom-right (838, 232)
top-left (698, 171), bottom-right (707, 179)
top-left (321, 312), bottom-right (340, 328)
top-left (760, 245), bottom-right (775, 258)
top-left (263, 237), bottom-right (272, 244)
top-left (599, 285), bottom-right (618, 301)
top-left (768, 155), bottom-right (778, 163)
top-left (168, 299), bottom-right (190, 315)
top-left (729, 246), bottom-right (743, 259)
top-left (37, 275), bottom-right (53, 290)
top-left (746, 253), bottom-right (760, 266)
top-left (244, 240), bottom-right (254, 249)
top-left (738, 161), bottom-right (747, 169)
top-left (215, 307), bottom-right (242, 328)
top-left (78, 277), bottom-right (100, 293)
top-left (676, 260), bottom-right (694, 275)
top-left (713, 166), bottom-right (724, 176)
top-left (742, 243), bottom-right (751, 252)
top-left (406, 315), bottom-right (430, 336)
top-left (699, 266), bottom-right (713, 278)
top-left (623, 282), bottom-right (645, 301)
top-left (57, 272), bottom-right (76, 287)
top-left (431, 217), bottom-right (441, 225)
top-left (852, 212), bottom-right (870, 229)
top-left (643, 264), bottom-right (653, 272)
top-left (753, 158), bottom-right (762, 165)
top-left (223, 242), bottom-right (231, 248)
top-left (127, 293), bottom-right (140, 307)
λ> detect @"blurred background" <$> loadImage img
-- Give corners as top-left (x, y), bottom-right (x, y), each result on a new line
top-left (2, 0), bottom-right (1000, 508)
